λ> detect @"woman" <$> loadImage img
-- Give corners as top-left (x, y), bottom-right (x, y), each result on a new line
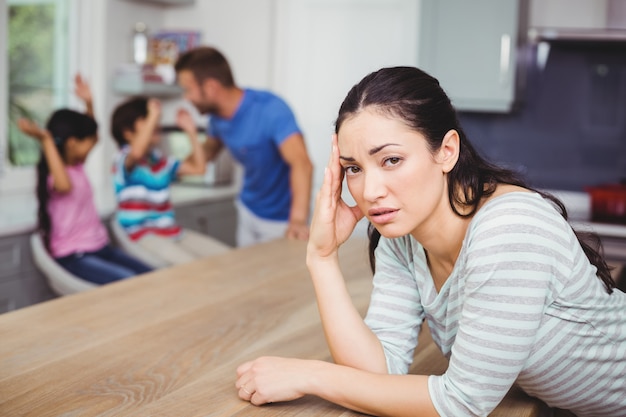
top-left (235, 67), bottom-right (626, 416)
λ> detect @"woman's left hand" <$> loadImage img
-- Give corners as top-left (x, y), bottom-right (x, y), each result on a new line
top-left (236, 357), bottom-right (313, 406)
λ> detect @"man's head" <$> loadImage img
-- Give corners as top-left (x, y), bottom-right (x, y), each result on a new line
top-left (175, 46), bottom-right (235, 115)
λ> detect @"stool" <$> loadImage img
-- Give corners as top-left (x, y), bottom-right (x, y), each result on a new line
top-left (30, 233), bottom-right (97, 296)
top-left (109, 218), bottom-right (170, 268)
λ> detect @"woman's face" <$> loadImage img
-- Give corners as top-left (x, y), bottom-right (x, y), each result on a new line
top-left (337, 108), bottom-right (457, 239)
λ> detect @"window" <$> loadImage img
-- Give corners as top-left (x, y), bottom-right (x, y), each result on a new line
top-left (0, 0), bottom-right (71, 192)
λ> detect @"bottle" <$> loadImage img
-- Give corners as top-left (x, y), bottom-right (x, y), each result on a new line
top-left (133, 22), bottom-right (148, 65)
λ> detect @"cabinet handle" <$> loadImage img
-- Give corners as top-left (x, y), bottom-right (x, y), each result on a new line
top-left (499, 34), bottom-right (511, 85)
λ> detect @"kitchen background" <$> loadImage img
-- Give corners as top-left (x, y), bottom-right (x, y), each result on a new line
top-left (460, 40), bottom-right (626, 192)
top-left (1, 0), bottom-right (625, 311)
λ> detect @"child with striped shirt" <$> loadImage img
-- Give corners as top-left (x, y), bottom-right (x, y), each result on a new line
top-left (111, 97), bottom-right (230, 265)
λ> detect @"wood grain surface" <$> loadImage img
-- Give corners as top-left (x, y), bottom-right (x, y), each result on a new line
top-left (0, 237), bottom-right (550, 416)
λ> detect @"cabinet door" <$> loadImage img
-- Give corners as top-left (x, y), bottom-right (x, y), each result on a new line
top-left (175, 199), bottom-right (237, 247)
top-left (418, 0), bottom-right (521, 112)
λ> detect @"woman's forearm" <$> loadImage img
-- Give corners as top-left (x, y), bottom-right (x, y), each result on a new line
top-left (306, 361), bottom-right (438, 417)
top-left (307, 256), bottom-right (387, 373)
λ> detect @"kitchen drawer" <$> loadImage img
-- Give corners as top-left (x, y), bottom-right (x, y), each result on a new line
top-left (0, 233), bottom-right (35, 281)
top-left (0, 272), bottom-right (56, 314)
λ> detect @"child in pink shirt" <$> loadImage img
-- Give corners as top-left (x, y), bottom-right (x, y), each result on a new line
top-left (19, 75), bottom-right (152, 284)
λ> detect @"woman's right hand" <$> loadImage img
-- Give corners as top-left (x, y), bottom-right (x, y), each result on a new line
top-left (308, 135), bottom-right (364, 260)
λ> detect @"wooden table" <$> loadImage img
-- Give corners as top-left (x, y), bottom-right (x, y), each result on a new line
top-left (0, 237), bottom-right (550, 416)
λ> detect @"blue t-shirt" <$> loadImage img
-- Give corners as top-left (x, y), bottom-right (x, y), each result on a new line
top-left (209, 89), bottom-right (301, 221)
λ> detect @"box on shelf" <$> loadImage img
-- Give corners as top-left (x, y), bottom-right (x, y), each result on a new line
top-left (148, 30), bottom-right (201, 66)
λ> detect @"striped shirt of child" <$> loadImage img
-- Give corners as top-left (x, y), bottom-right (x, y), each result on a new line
top-left (113, 146), bottom-right (182, 241)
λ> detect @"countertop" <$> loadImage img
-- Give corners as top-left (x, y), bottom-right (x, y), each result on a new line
top-left (0, 237), bottom-right (549, 416)
top-left (0, 182), bottom-right (239, 237)
top-left (2, 186), bottom-right (626, 240)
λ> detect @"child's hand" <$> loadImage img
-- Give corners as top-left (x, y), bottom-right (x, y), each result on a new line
top-left (176, 108), bottom-right (197, 133)
top-left (17, 118), bottom-right (51, 142)
top-left (74, 73), bottom-right (92, 104)
top-left (147, 98), bottom-right (162, 120)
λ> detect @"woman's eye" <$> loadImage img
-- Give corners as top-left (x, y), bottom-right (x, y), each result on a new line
top-left (384, 157), bottom-right (401, 166)
top-left (344, 165), bottom-right (361, 175)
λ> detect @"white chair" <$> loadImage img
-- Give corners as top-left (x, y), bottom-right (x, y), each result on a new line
top-left (108, 218), bottom-right (170, 268)
top-left (30, 233), bottom-right (97, 296)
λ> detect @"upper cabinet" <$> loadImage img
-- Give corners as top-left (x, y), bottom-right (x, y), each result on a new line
top-left (418, 0), bottom-right (526, 113)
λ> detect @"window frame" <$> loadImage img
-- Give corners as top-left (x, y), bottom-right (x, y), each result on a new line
top-left (0, 0), bottom-right (84, 195)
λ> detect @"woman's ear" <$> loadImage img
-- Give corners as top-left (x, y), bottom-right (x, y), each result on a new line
top-left (437, 129), bottom-right (460, 173)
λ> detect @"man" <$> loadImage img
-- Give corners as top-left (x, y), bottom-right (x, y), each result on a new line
top-left (175, 46), bottom-right (313, 247)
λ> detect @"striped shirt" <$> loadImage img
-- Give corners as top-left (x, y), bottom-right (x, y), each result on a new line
top-left (113, 146), bottom-right (181, 240)
top-left (365, 192), bottom-right (626, 416)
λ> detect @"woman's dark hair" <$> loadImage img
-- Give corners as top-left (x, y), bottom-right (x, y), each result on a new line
top-left (38, 109), bottom-right (98, 251)
top-left (110, 96), bottom-right (149, 148)
top-left (335, 66), bottom-right (615, 293)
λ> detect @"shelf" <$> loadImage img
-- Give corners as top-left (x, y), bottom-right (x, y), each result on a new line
top-left (120, 0), bottom-right (195, 6)
top-left (112, 77), bottom-right (182, 97)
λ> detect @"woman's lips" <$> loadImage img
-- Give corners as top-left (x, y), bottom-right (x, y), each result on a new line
top-left (368, 208), bottom-right (398, 224)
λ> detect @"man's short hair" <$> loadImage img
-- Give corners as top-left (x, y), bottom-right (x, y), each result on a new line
top-left (175, 46), bottom-right (235, 88)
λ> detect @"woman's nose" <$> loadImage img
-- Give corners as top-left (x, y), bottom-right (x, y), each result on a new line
top-left (362, 171), bottom-right (387, 202)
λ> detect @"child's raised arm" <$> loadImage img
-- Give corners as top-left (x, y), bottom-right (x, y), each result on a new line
top-left (125, 98), bottom-right (161, 171)
top-left (175, 108), bottom-right (206, 176)
top-left (74, 74), bottom-right (94, 118)
top-left (18, 119), bottom-right (71, 193)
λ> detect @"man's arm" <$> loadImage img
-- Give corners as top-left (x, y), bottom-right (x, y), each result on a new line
top-left (279, 132), bottom-right (313, 240)
top-left (203, 136), bottom-right (223, 162)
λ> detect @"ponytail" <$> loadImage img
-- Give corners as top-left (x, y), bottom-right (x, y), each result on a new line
top-left (36, 151), bottom-right (53, 251)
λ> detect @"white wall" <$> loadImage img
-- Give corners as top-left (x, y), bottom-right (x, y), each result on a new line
top-left (162, 0), bottom-right (275, 89)
top-left (95, 0), bottom-right (419, 229)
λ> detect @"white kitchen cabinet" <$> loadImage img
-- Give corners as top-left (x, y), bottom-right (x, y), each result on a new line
top-left (418, 0), bottom-right (523, 112)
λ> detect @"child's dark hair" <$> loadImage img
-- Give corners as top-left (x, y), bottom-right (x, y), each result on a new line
top-left (37, 109), bottom-right (97, 251)
top-left (110, 96), bottom-right (148, 148)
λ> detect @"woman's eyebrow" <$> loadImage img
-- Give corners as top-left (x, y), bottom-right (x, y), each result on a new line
top-left (340, 143), bottom-right (401, 162)
top-left (369, 143), bottom-right (400, 155)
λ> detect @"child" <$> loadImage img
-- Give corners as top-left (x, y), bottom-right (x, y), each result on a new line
top-left (110, 96), bottom-right (230, 265)
top-left (19, 75), bottom-right (153, 285)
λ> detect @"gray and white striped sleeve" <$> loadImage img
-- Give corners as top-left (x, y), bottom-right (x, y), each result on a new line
top-left (364, 236), bottom-right (426, 374)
